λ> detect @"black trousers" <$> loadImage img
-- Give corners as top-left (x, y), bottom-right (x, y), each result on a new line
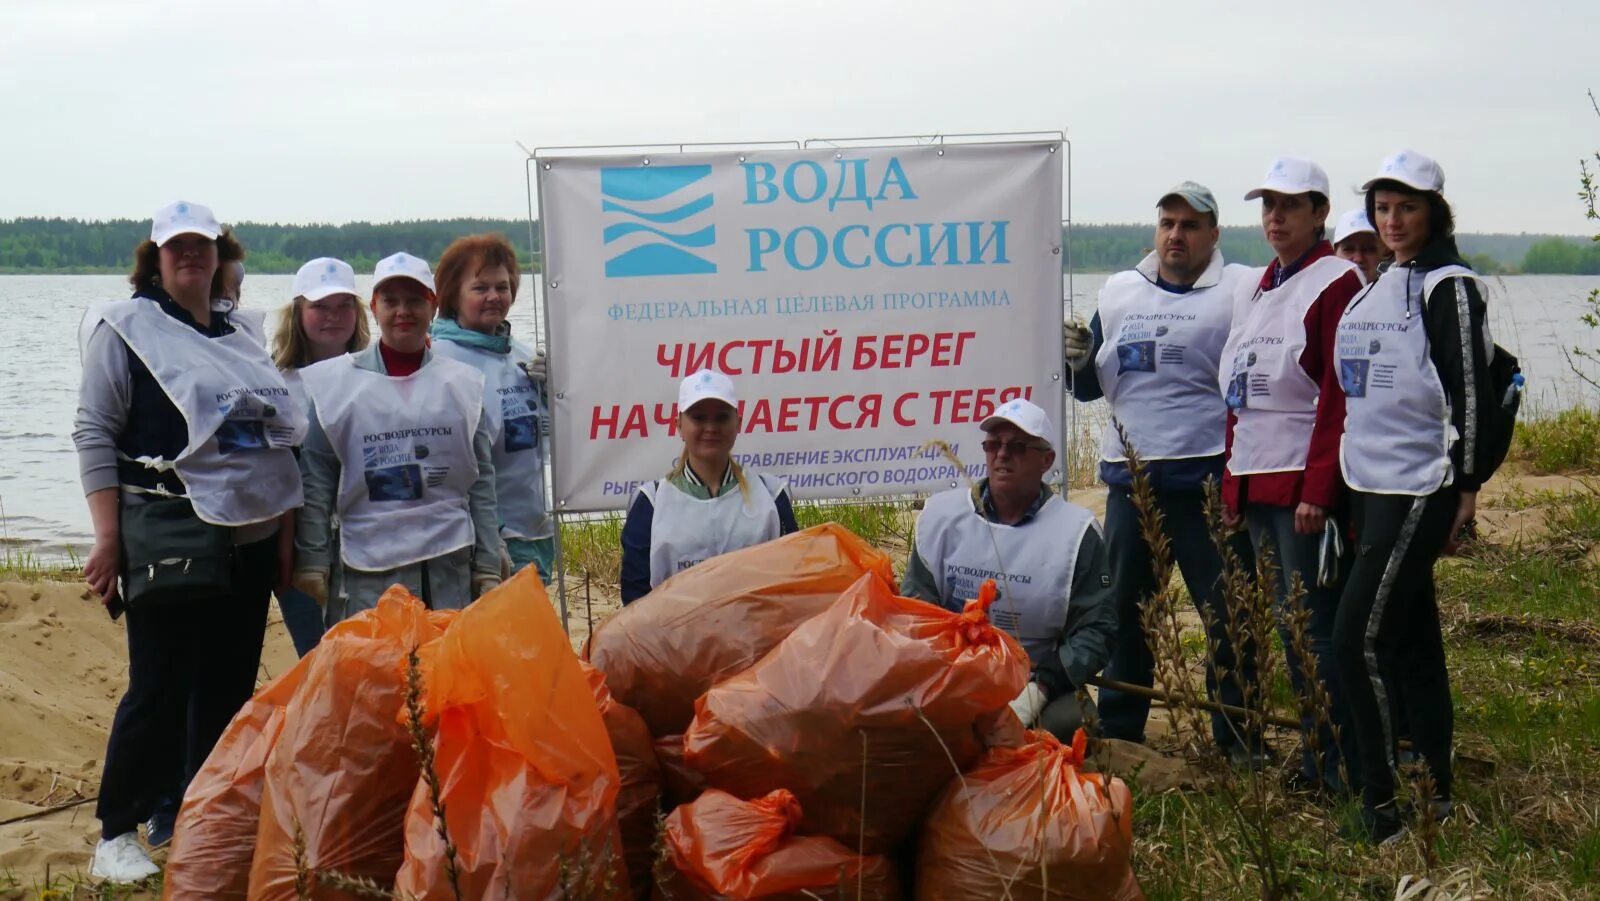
top-left (1097, 486), bottom-right (1262, 750)
top-left (1333, 488), bottom-right (1458, 811)
top-left (96, 536), bottom-right (275, 838)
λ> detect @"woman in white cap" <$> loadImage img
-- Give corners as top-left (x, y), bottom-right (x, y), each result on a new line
top-left (291, 252), bottom-right (504, 619)
top-left (1334, 150), bottom-right (1496, 843)
top-left (74, 201), bottom-right (306, 881)
top-left (1221, 157), bottom-right (1365, 795)
top-left (1333, 209), bottom-right (1385, 284)
top-left (268, 257), bottom-right (369, 656)
top-left (429, 234), bottom-right (555, 584)
top-left (619, 369), bottom-right (798, 603)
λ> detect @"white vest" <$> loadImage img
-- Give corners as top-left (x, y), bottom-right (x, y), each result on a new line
top-left (301, 353), bottom-right (486, 572)
top-left (84, 298), bottom-right (306, 527)
top-left (432, 338), bottom-right (553, 541)
top-left (1337, 264), bottom-right (1480, 495)
top-left (1094, 251), bottom-right (1246, 462)
top-left (1221, 255), bottom-right (1359, 476)
top-left (912, 488), bottom-right (1096, 664)
top-left (639, 472), bottom-right (786, 589)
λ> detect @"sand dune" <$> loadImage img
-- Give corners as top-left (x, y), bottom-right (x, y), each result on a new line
top-left (0, 582), bottom-right (298, 891)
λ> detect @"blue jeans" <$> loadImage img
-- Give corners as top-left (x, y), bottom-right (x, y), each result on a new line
top-left (1097, 486), bottom-right (1262, 752)
top-left (1246, 504), bottom-right (1358, 793)
top-left (276, 587), bottom-right (326, 658)
top-left (507, 536), bottom-right (555, 584)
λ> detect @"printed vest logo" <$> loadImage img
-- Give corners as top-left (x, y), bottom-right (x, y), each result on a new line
top-left (601, 165), bottom-right (717, 278)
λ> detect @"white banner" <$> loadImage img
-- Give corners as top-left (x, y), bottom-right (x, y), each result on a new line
top-left (539, 142), bottom-right (1064, 511)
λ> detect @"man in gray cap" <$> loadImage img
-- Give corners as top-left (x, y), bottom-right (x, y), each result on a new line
top-left (1063, 183), bottom-right (1264, 761)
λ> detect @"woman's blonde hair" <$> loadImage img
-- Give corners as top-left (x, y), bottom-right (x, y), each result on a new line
top-left (272, 294), bottom-right (371, 370)
top-left (668, 454), bottom-right (752, 502)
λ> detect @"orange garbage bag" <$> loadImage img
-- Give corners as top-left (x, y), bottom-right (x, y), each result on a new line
top-left (248, 587), bottom-right (457, 900)
top-left (684, 576), bottom-right (1030, 853)
top-left (583, 661), bottom-right (663, 899)
top-left (916, 730), bottom-right (1143, 901)
top-left (586, 523), bottom-right (895, 737)
top-left (394, 568), bottom-right (627, 900)
top-left (162, 652), bottom-right (313, 900)
top-left (655, 789), bottom-right (901, 900)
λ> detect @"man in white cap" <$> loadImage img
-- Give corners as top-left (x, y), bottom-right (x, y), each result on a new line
top-left (1060, 182), bottom-right (1263, 758)
top-left (1333, 209), bottom-right (1385, 284)
top-left (902, 399), bottom-right (1116, 739)
top-left (293, 252), bottom-right (505, 619)
top-left (619, 368), bottom-right (798, 603)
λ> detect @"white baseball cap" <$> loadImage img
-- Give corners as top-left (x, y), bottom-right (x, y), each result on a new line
top-left (1244, 157), bottom-right (1331, 200)
top-left (293, 257), bottom-right (358, 301)
top-left (1332, 210), bottom-right (1377, 245)
top-left (372, 252), bottom-right (436, 294)
top-left (151, 200), bottom-right (222, 247)
top-left (678, 369), bottom-right (737, 413)
top-left (1361, 149), bottom-right (1445, 193)
top-left (979, 399), bottom-right (1054, 448)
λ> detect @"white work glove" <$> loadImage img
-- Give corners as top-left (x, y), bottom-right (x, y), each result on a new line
top-left (499, 544), bottom-right (514, 580)
top-left (291, 568), bottom-right (329, 606)
top-left (472, 573), bottom-right (502, 599)
top-left (521, 349), bottom-right (548, 385)
top-left (1008, 682), bottom-right (1049, 728)
top-left (1063, 321), bottom-right (1093, 373)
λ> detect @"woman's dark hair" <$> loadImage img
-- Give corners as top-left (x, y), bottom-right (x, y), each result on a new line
top-left (128, 228), bottom-right (245, 296)
top-left (1309, 191), bottom-right (1330, 242)
top-left (1363, 179), bottom-right (1455, 244)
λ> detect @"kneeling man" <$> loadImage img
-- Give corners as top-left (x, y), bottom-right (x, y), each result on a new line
top-left (902, 399), bottom-right (1117, 738)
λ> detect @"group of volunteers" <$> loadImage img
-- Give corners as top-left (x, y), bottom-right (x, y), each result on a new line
top-left (1055, 148), bottom-right (1498, 847)
top-left (72, 143), bottom-right (1493, 881)
top-left (73, 207), bottom-right (563, 880)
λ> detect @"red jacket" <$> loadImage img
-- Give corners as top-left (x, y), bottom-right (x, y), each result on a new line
top-left (1223, 242), bottom-right (1363, 513)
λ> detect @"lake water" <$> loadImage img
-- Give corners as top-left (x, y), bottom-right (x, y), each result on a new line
top-left (2, 273), bottom-right (1595, 554)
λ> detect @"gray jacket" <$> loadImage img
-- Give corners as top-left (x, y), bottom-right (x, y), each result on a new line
top-left (295, 343), bottom-right (502, 615)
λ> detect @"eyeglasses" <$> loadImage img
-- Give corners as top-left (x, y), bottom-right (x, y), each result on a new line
top-left (981, 439), bottom-right (1049, 456)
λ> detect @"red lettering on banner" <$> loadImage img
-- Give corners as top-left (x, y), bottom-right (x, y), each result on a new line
top-left (892, 392), bottom-right (919, 427)
top-left (856, 394), bottom-right (882, 429)
top-left (828, 396), bottom-right (854, 430)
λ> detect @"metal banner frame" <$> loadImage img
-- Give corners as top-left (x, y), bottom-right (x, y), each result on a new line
top-left (522, 130), bottom-right (1072, 633)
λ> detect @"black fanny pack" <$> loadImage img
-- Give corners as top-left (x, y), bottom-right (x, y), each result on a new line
top-left (120, 497), bottom-right (233, 608)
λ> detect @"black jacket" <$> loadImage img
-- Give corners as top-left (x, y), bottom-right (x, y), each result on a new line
top-left (1402, 236), bottom-right (1496, 493)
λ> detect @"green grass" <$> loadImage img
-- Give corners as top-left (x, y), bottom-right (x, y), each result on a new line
top-left (1123, 480), bottom-right (1600, 899)
top-left (1512, 406), bottom-right (1600, 473)
top-left (0, 544), bottom-right (80, 583)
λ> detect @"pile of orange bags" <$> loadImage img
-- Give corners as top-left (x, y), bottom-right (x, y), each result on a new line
top-left (656, 789), bottom-right (900, 900)
top-left (394, 568), bottom-right (626, 900)
top-left (161, 654), bottom-right (312, 899)
top-left (582, 661), bottom-right (661, 899)
top-left (917, 730), bottom-right (1143, 900)
top-left (683, 574), bottom-right (1030, 853)
top-left (248, 588), bottom-right (458, 899)
top-left (586, 524), bottom-right (895, 737)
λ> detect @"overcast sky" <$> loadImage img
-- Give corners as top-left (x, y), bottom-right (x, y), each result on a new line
top-left (3, 0), bottom-right (1596, 233)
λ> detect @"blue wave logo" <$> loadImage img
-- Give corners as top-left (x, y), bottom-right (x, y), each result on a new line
top-left (601, 165), bottom-right (717, 278)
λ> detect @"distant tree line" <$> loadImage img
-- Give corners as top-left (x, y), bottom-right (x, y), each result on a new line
top-left (0, 216), bottom-right (1591, 275)
top-left (0, 218), bottom-right (541, 275)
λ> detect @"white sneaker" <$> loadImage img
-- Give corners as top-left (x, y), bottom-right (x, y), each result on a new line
top-left (90, 832), bottom-right (160, 883)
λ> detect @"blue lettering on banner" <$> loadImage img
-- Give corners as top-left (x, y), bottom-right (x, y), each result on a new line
top-left (747, 222), bottom-right (1010, 273)
top-left (601, 166), bottom-right (717, 278)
